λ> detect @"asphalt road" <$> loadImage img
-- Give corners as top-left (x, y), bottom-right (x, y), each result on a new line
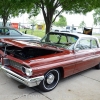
top-left (0, 67), bottom-right (100, 100)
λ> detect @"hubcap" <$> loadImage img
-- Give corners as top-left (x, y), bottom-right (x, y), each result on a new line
top-left (47, 74), bottom-right (55, 84)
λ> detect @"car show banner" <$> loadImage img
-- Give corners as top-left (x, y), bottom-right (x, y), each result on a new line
top-left (83, 27), bottom-right (92, 35)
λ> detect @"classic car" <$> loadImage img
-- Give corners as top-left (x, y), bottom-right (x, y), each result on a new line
top-left (0, 27), bottom-right (41, 41)
top-left (0, 32), bottom-right (100, 92)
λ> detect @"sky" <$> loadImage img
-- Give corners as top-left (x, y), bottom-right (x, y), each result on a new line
top-left (9, 11), bottom-right (94, 28)
top-left (65, 12), bottom-right (94, 27)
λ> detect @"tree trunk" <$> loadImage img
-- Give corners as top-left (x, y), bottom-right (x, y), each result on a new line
top-left (41, 4), bottom-right (54, 34)
top-left (45, 20), bottom-right (52, 34)
top-left (2, 15), bottom-right (8, 27)
top-left (43, 11), bottom-right (54, 34)
top-left (40, 0), bottom-right (62, 34)
top-left (3, 18), bottom-right (7, 26)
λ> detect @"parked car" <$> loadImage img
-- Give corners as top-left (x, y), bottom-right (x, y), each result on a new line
top-left (65, 26), bottom-right (79, 33)
top-left (50, 26), bottom-right (61, 32)
top-left (0, 27), bottom-right (41, 41)
top-left (50, 26), bottom-right (79, 33)
top-left (1, 32), bottom-right (100, 92)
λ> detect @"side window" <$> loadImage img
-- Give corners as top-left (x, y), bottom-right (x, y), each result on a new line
top-left (67, 36), bottom-right (77, 43)
top-left (76, 39), bottom-right (91, 50)
top-left (0, 29), bottom-right (3, 35)
top-left (91, 39), bottom-right (98, 48)
top-left (1, 29), bottom-right (9, 35)
top-left (5, 29), bottom-right (10, 35)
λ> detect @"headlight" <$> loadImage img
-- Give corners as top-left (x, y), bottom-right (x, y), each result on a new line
top-left (22, 67), bottom-right (33, 76)
top-left (25, 68), bottom-right (33, 76)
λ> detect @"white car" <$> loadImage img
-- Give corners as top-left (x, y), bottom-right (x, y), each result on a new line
top-left (51, 26), bottom-right (67, 32)
top-left (50, 26), bottom-right (79, 33)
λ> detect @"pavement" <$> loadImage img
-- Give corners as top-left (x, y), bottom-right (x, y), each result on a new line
top-left (0, 67), bottom-right (100, 100)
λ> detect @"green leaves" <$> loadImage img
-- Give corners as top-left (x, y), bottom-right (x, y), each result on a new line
top-left (53, 15), bottom-right (67, 27)
top-left (0, 0), bottom-right (20, 26)
top-left (0, 0), bottom-right (100, 30)
top-left (79, 21), bottom-right (86, 28)
top-left (61, 0), bottom-right (99, 14)
top-left (93, 8), bottom-right (100, 25)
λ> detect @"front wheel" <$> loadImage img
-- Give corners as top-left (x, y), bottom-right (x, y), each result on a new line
top-left (38, 69), bottom-right (60, 92)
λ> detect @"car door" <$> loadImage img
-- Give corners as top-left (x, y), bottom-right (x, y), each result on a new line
top-left (74, 38), bottom-right (95, 74)
top-left (90, 38), bottom-right (100, 65)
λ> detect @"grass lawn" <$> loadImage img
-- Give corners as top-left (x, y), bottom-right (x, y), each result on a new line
top-left (19, 29), bottom-right (45, 38)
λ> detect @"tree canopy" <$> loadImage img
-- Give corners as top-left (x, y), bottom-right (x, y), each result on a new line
top-left (0, 0), bottom-right (21, 26)
top-left (0, 0), bottom-right (39, 26)
top-left (0, 0), bottom-right (100, 33)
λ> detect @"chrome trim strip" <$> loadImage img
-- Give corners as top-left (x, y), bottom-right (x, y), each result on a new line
top-left (82, 56), bottom-right (97, 61)
top-left (1, 66), bottom-right (44, 87)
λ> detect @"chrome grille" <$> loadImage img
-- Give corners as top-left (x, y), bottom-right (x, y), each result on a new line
top-left (9, 60), bottom-right (23, 71)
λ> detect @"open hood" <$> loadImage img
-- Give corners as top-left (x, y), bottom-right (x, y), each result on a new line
top-left (0, 39), bottom-right (62, 52)
top-left (0, 39), bottom-right (63, 60)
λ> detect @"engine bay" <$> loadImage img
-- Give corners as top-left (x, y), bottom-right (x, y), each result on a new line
top-left (0, 45), bottom-right (61, 60)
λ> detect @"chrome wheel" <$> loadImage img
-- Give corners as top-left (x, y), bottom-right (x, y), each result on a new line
top-left (39, 69), bottom-right (60, 92)
top-left (47, 74), bottom-right (55, 84)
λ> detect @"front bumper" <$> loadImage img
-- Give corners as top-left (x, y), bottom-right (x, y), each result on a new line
top-left (1, 66), bottom-right (44, 87)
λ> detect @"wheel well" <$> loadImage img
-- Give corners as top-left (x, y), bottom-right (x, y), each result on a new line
top-left (56, 67), bottom-right (64, 78)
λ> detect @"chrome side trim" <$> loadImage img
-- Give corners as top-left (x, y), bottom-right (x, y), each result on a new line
top-left (1, 66), bottom-right (44, 87)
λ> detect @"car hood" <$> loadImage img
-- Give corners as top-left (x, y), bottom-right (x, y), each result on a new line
top-left (1, 39), bottom-right (63, 52)
top-left (22, 34), bottom-right (41, 39)
top-left (0, 34), bottom-right (41, 42)
top-left (21, 34), bottom-right (41, 41)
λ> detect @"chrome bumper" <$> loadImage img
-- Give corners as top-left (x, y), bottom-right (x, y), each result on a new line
top-left (1, 66), bottom-right (44, 87)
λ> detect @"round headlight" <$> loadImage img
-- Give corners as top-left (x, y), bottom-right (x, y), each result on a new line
top-left (25, 68), bottom-right (33, 76)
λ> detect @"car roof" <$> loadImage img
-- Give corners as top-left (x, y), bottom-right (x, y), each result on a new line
top-left (0, 26), bottom-right (16, 30)
top-left (49, 32), bottom-right (97, 40)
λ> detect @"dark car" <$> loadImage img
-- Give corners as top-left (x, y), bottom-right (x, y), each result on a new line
top-left (0, 27), bottom-right (41, 41)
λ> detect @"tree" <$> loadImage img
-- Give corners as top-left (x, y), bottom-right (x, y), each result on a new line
top-left (0, 0), bottom-right (38, 27)
top-left (53, 15), bottom-right (67, 27)
top-left (0, 0), bottom-right (20, 26)
top-left (31, 0), bottom-right (63, 34)
top-left (28, 0), bottom-right (100, 34)
top-left (93, 8), bottom-right (100, 25)
top-left (79, 21), bottom-right (86, 28)
top-left (28, 17), bottom-right (37, 25)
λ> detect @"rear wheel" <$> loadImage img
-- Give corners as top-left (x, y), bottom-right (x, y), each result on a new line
top-left (95, 63), bottom-right (100, 69)
top-left (38, 69), bottom-right (60, 92)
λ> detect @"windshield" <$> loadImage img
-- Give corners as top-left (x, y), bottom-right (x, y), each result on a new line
top-left (41, 32), bottom-right (78, 50)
